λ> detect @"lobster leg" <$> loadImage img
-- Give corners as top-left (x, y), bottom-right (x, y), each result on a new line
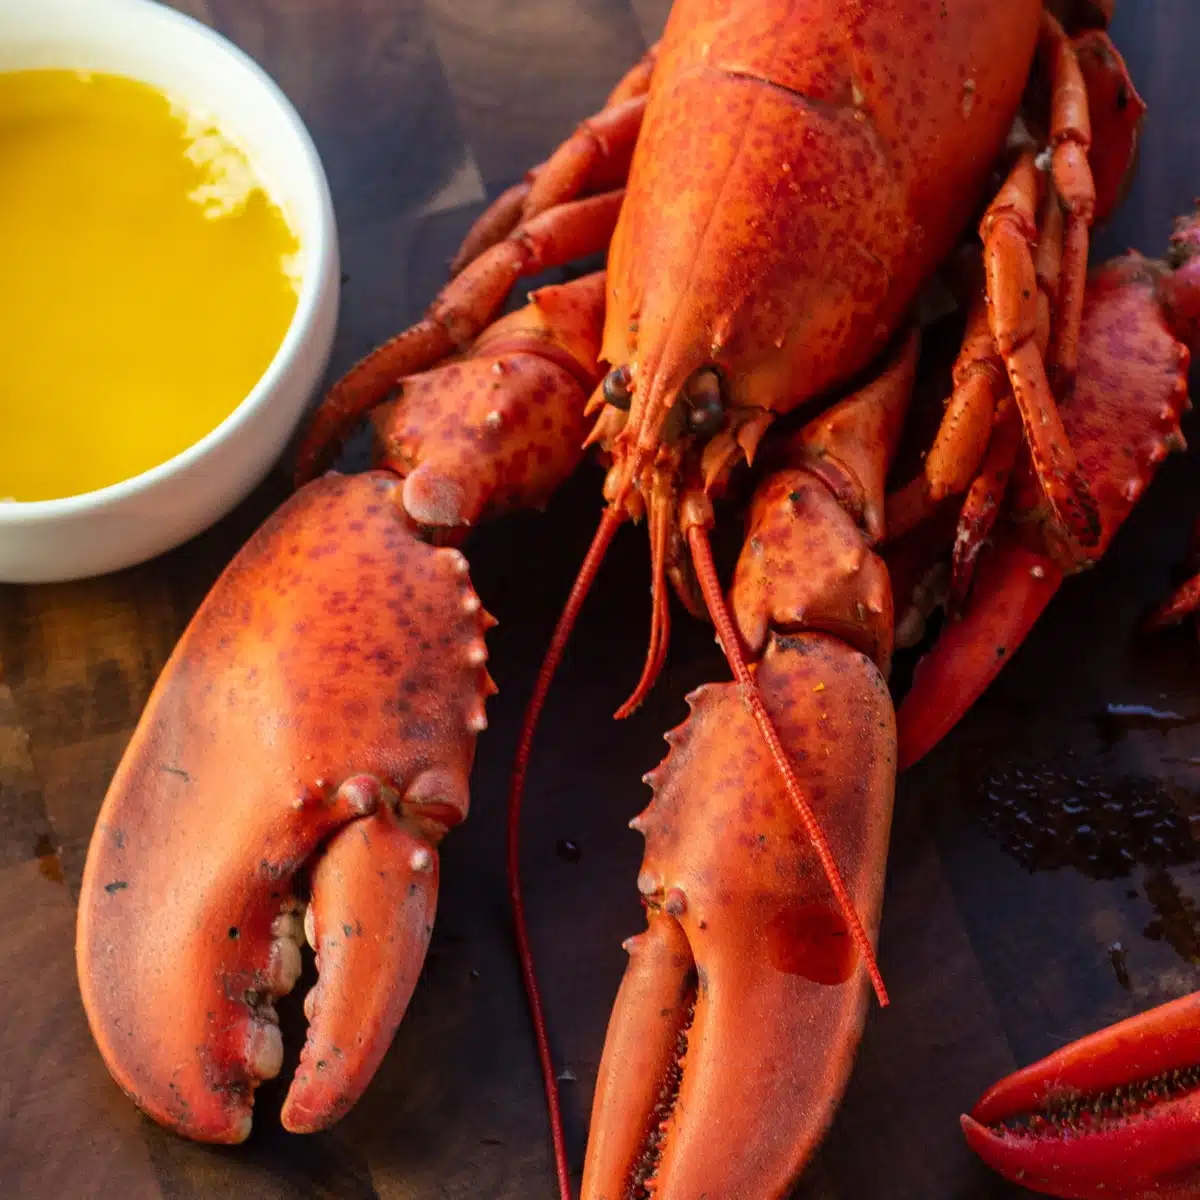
top-left (369, 272), bottom-right (609, 530)
top-left (981, 150), bottom-right (1100, 550)
top-left (77, 274), bottom-right (610, 1142)
top-left (927, 192), bottom-right (1064, 609)
top-left (294, 193), bottom-right (623, 481)
top-left (888, 186), bottom-right (1061, 545)
top-left (961, 235), bottom-right (1200, 1200)
top-left (449, 44), bottom-right (657, 275)
top-left (1073, 30), bottom-right (1145, 227)
top-left (923, 266), bottom-right (1010, 504)
top-left (974, 12), bottom-right (1141, 549)
top-left (889, 23), bottom-right (1140, 549)
top-left (896, 218), bottom-right (1198, 765)
top-left (947, 391), bottom-right (1026, 613)
top-left (581, 332), bottom-right (916, 1199)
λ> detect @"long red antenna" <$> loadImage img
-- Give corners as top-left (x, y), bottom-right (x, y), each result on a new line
top-left (686, 521), bottom-right (889, 1007)
top-left (507, 503), bottom-right (625, 1200)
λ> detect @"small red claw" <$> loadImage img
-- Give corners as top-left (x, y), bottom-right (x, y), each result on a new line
top-left (896, 533), bottom-right (1064, 771)
top-left (583, 632), bottom-right (896, 1199)
top-left (77, 472), bottom-right (494, 1142)
top-left (281, 775), bottom-right (453, 1132)
top-left (963, 993), bottom-right (1200, 1199)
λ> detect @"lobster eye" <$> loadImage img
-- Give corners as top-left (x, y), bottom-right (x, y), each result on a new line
top-left (603, 365), bottom-right (632, 410)
top-left (684, 368), bottom-right (725, 437)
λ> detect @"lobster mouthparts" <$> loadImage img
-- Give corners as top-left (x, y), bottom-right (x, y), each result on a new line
top-left (962, 994), bottom-right (1200, 1199)
top-left (77, 472), bottom-right (495, 1142)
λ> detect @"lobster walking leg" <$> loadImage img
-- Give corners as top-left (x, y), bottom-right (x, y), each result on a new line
top-left (923, 267), bottom-right (1011, 505)
top-left (981, 151), bottom-right (1100, 548)
top-left (886, 21), bottom-right (1143, 550)
top-left (1041, 9), bottom-right (1098, 394)
top-left (946, 392), bottom-right (1025, 612)
top-left (1073, 30), bottom-right (1146, 226)
top-left (294, 194), bottom-right (623, 482)
top-left (77, 274), bottom-right (611, 1142)
top-left (449, 44), bottom-right (657, 275)
top-left (896, 212), bottom-right (1198, 775)
top-left (581, 332), bottom-right (916, 1199)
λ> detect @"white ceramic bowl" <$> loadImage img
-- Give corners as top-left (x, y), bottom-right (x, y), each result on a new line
top-left (0, 0), bottom-right (339, 585)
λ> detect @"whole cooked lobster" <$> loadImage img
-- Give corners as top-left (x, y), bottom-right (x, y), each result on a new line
top-left (74, 0), bottom-right (1159, 1196)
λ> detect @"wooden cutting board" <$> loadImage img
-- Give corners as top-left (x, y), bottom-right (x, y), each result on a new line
top-left (2, 1), bottom-right (1199, 1196)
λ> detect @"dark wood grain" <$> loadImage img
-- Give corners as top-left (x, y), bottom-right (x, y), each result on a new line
top-left (2, 2), bottom-right (1199, 1197)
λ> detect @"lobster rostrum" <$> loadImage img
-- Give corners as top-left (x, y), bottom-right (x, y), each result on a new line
top-left (921, 213), bottom-right (1200, 1200)
top-left (74, 0), bottom-right (1138, 1194)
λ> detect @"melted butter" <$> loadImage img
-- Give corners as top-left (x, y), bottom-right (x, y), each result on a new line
top-left (0, 70), bottom-right (301, 502)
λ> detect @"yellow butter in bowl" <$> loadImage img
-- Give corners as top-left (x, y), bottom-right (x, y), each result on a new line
top-left (0, 69), bottom-right (301, 502)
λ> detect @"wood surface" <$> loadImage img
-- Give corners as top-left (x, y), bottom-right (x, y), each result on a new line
top-left (2, 2), bottom-right (1200, 1197)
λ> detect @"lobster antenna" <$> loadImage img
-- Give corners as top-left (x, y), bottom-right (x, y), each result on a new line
top-left (507, 502), bottom-right (626, 1200)
top-left (686, 521), bottom-right (890, 1008)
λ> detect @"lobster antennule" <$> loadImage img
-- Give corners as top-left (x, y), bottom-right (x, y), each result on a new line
top-left (507, 502), bottom-right (626, 1200)
top-left (685, 506), bottom-right (888, 1008)
top-left (614, 466), bottom-right (674, 719)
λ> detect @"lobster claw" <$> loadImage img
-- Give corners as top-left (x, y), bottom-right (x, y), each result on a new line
top-left (582, 633), bottom-right (896, 1198)
top-left (281, 788), bottom-right (444, 1132)
top-left (77, 472), bottom-right (494, 1142)
top-left (895, 531), bottom-right (1064, 771)
top-left (962, 993), bottom-right (1200, 1199)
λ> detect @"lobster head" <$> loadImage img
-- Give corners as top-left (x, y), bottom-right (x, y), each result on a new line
top-left (583, 0), bottom-right (1041, 702)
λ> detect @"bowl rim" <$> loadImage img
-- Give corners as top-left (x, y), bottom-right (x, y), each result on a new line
top-left (0, 0), bottom-right (337, 524)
